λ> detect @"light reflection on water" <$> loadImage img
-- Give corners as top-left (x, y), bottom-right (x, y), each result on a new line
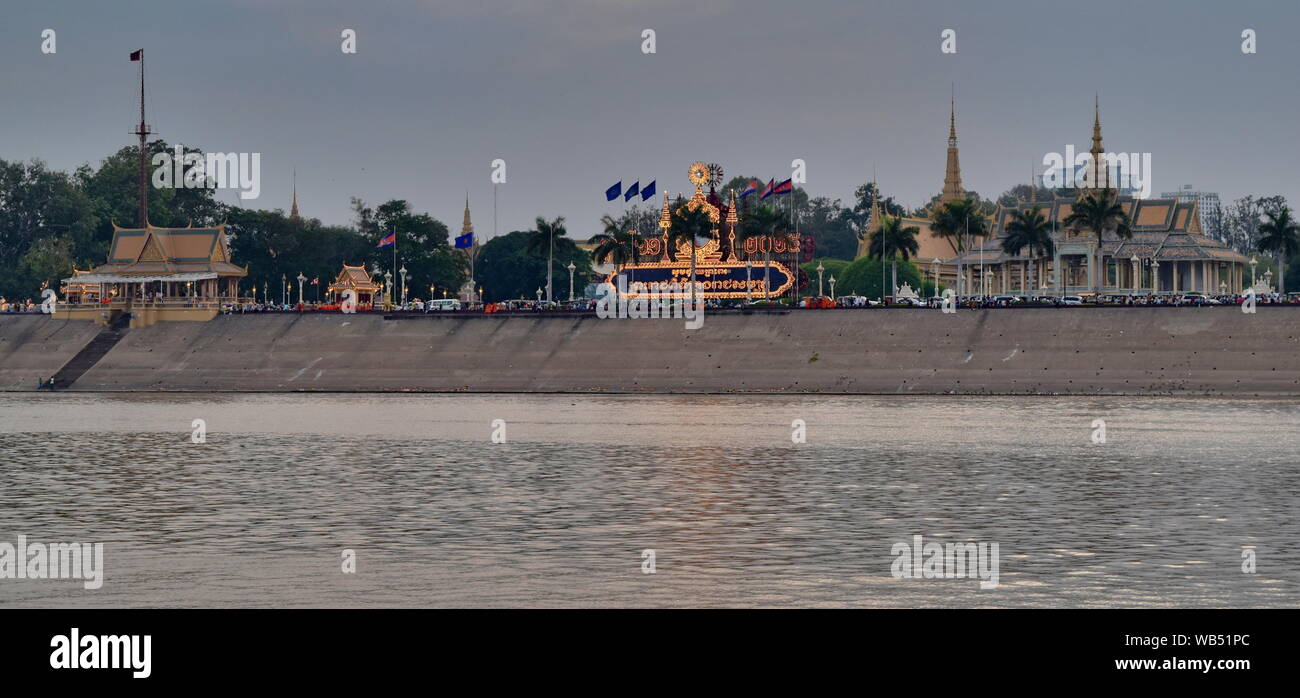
top-left (0, 393), bottom-right (1295, 608)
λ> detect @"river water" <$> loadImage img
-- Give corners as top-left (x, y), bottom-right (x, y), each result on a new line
top-left (0, 393), bottom-right (1294, 607)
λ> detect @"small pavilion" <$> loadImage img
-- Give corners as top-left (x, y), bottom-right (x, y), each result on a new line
top-left (58, 223), bottom-right (248, 326)
top-left (327, 264), bottom-right (382, 307)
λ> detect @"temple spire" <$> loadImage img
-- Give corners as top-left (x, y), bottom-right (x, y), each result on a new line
top-left (940, 91), bottom-right (965, 204)
top-left (948, 93), bottom-right (957, 147)
top-left (289, 169), bottom-right (300, 221)
top-left (461, 192), bottom-right (474, 237)
top-left (1087, 95), bottom-right (1109, 191)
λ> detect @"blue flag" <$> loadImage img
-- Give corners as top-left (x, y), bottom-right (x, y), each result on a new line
top-left (640, 180), bottom-right (656, 201)
top-left (624, 181), bottom-right (640, 202)
top-left (454, 232), bottom-right (474, 249)
top-left (605, 181), bottom-right (622, 201)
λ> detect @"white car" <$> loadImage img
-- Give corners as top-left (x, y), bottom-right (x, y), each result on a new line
top-left (427, 299), bottom-right (462, 311)
top-left (1060, 295), bottom-right (1084, 306)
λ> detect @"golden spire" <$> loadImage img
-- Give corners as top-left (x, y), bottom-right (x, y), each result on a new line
top-left (940, 92), bottom-right (965, 204)
top-left (948, 93), bottom-right (957, 147)
top-left (1091, 94), bottom-right (1103, 153)
top-left (461, 192), bottom-right (474, 237)
top-left (1088, 95), bottom-right (1109, 191)
top-left (289, 169), bottom-right (300, 221)
top-left (657, 192), bottom-right (673, 261)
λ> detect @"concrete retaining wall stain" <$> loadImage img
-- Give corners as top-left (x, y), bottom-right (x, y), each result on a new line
top-left (2, 309), bottom-right (1297, 395)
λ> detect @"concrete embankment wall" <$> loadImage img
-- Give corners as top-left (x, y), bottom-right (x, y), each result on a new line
top-left (0, 316), bottom-right (102, 390)
top-left (2, 308), bottom-right (1298, 395)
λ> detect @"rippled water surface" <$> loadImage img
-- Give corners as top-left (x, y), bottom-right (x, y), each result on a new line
top-left (0, 393), bottom-right (1295, 607)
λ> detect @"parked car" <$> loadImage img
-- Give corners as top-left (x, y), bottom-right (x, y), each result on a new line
top-left (428, 299), bottom-right (462, 311)
top-left (1060, 295), bottom-right (1084, 306)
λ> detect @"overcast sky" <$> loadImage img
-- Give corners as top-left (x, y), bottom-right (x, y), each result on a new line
top-left (2, 0), bottom-right (1297, 240)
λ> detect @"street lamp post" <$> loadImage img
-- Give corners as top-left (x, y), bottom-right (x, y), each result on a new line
top-left (383, 271), bottom-right (393, 310)
top-left (1249, 257), bottom-right (1258, 289)
top-left (296, 273), bottom-right (305, 307)
top-left (829, 274), bottom-right (836, 300)
top-left (399, 266), bottom-right (407, 305)
top-left (1130, 254), bottom-right (1140, 294)
top-left (536, 287), bottom-right (543, 303)
top-left (930, 259), bottom-right (940, 297)
top-left (1151, 260), bottom-right (1159, 294)
top-left (745, 262), bottom-right (753, 302)
top-left (281, 274), bottom-right (286, 306)
top-left (566, 261), bottom-right (576, 301)
top-left (983, 268), bottom-right (993, 298)
top-left (816, 261), bottom-right (825, 297)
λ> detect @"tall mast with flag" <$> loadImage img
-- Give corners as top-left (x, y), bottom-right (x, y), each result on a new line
top-left (130, 49), bottom-right (152, 228)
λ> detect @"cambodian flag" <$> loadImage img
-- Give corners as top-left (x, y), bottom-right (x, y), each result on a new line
top-left (740, 179), bottom-right (761, 198)
top-left (771, 178), bottom-right (794, 196)
top-left (758, 179), bottom-right (777, 200)
top-left (377, 232), bottom-right (396, 248)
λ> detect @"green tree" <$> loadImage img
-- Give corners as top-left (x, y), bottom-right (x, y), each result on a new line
top-left (1257, 206), bottom-right (1299, 294)
top-left (836, 256), bottom-right (932, 301)
top-left (800, 196), bottom-right (858, 261)
top-left (19, 235), bottom-right (75, 294)
top-left (587, 215), bottom-right (636, 270)
top-left (867, 215), bottom-right (920, 297)
top-left (846, 182), bottom-right (906, 229)
top-left (1063, 188), bottom-right (1132, 293)
top-left (477, 230), bottom-right (590, 303)
top-left (527, 216), bottom-right (567, 302)
top-left (1001, 206), bottom-right (1055, 293)
top-left (0, 158), bottom-right (99, 299)
top-left (930, 197), bottom-right (989, 296)
top-left (800, 258), bottom-right (851, 295)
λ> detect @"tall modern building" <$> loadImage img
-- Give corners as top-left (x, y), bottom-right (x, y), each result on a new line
top-left (1160, 185), bottom-right (1221, 234)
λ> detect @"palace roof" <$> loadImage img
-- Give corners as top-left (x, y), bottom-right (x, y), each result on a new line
top-left (327, 264), bottom-right (382, 292)
top-left (68, 224), bottom-right (248, 283)
top-left (948, 196), bottom-right (1249, 265)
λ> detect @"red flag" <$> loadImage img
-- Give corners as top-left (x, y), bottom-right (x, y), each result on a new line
top-left (129, 49), bottom-right (142, 61)
top-left (311, 278), bottom-right (319, 285)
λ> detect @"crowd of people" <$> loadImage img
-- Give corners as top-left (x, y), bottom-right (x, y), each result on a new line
top-left (0, 297), bottom-right (40, 312)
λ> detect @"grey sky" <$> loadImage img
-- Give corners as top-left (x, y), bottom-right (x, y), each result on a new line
top-left (2, 0), bottom-right (1297, 241)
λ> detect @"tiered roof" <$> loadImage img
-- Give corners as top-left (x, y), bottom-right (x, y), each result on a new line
top-left (950, 196), bottom-right (1249, 265)
top-left (68, 224), bottom-right (247, 283)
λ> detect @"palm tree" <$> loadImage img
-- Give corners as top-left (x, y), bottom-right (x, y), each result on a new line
top-left (527, 216), bottom-right (566, 302)
top-left (1062, 188), bottom-right (1131, 293)
top-left (587, 215), bottom-right (635, 286)
top-left (738, 205), bottom-right (784, 298)
top-left (1257, 206), bottom-right (1299, 294)
top-left (669, 203), bottom-right (716, 303)
top-left (930, 197), bottom-right (988, 296)
top-left (1001, 206), bottom-right (1055, 294)
top-left (868, 215), bottom-right (920, 297)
